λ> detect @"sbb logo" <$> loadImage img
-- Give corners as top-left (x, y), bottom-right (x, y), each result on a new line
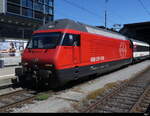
top-left (119, 42), bottom-right (127, 57)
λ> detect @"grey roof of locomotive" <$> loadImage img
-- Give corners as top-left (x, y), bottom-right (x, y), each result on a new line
top-left (38, 19), bottom-right (128, 41)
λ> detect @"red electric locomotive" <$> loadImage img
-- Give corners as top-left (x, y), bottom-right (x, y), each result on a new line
top-left (15, 19), bottom-right (133, 88)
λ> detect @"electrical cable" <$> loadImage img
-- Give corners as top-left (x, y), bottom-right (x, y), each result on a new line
top-left (138, 0), bottom-right (150, 16)
top-left (62, 0), bottom-right (105, 23)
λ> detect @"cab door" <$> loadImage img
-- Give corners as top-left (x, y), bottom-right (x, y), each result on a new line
top-left (61, 34), bottom-right (80, 67)
top-left (61, 33), bottom-right (81, 80)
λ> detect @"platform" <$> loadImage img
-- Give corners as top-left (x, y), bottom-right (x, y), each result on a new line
top-left (0, 66), bottom-right (17, 87)
top-left (0, 56), bottom-right (21, 66)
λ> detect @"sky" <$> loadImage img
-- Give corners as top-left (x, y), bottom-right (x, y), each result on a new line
top-left (54, 0), bottom-right (150, 28)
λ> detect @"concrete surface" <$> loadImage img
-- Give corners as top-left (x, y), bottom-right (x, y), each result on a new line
top-left (56, 91), bottom-right (86, 102)
top-left (0, 56), bottom-right (21, 66)
top-left (12, 60), bottom-right (150, 113)
top-left (0, 66), bottom-right (16, 77)
top-left (0, 66), bottom-right (18, 87)
top-left (0, 65), bottom-right (22, 98)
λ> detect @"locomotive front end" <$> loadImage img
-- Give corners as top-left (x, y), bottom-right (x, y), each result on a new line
top-left (14, 32), bottom-right (63, 88)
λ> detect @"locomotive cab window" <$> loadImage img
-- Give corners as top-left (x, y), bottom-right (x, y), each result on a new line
top-left (62, 34), bottom-right (80, 46)
top-left (27, 32), bottom-right (62, 49)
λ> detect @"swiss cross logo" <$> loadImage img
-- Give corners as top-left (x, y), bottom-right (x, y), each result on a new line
top-left (119, 42), bottom-right (127, 57)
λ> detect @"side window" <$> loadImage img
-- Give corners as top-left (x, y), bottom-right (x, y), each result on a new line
top-left (73, 35), bottom-right (80, 46)
top-left (62, 34), bottom-right (80, 46)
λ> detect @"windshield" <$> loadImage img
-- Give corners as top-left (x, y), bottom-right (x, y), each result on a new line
top-left (27, 32), bottom-right (62, 49)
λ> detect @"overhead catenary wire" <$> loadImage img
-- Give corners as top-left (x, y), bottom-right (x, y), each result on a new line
top-left (138, 0), bottom-right (150, 16)
top-left (62, 0), bottom-right (101, 18)
top-left (63, 0), bottom-right (111, 25)
top-left (62, 0), bottom-right (106, 25)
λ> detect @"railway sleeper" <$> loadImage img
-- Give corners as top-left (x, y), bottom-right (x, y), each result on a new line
top-left (122, 89), bottom-right (144, 94)
top-left (128, 85), bottom-right (148, 89)
top-left (11, 95), bottom-right (28, 102)
top-left (19, 93), bottom-right (34, 98)
top-left (116, 94), bottom-right (139, 99)
top-left (123, 87), bottom-right (144, 92)
top-left (101, 106), bottom-right (129, 113)
top-left (95, 96), bottom-right (104, 101)
top-left (11, 96), bottom-right (23, 101)
top-left (118, 92), bottom-right (141, 96)
top-left (112, 96), bottom-right (137, 102)
top-left (127, 83), bottom-right (147, 89)
top-left (0, 99), bottom-right (13, 106)
top-left (20, 93), bottom-right (34, 98)
top-left (94, 110), bottom-right (113, 113)
top-left (108, 99), bottom-right (134, 106)
top-left (121, 91), bottom-right (143, 95)
top-left (91, 108), bottom-right (114, 113)
top-left (106, 102), bottom-right (132, 109)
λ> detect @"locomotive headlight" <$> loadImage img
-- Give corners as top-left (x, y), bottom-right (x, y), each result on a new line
top-left (45, 64), bottom-right (53, 67)
top-left (23, 62), bottom-right (28, 66)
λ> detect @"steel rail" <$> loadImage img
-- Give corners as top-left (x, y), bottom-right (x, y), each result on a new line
top-left (81, 68), bottom-right (150, 113)
top-left (130, 85), bottom-right (150, 112)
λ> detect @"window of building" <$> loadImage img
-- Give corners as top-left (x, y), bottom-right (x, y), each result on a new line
top-left (22, 7), bottom-right (28, 16)
top-left (7, 3), bottom-right (20, 15)
top-left (22, 0), bottom-right (27, 7)
top-left (45, 6), bottom-right (53, 14)
top-left (34, 2), bottom-right (43, 12)
top-left (28, 9), bottom-right (33, 17)
top-left (28, 0), bottom-right (33, 9)
top-left (34, 11), bottom-right (43, 20)
top-left (45, 15), bottom-right (52, 22)
top-left (22, 8), bottom-right (33, 17)
top-left (22, 0), bottom-right (33, 9)
top-left (45, 0), bottom-right (53, 6)
top-left (38, 0), bottom-right (44, 3)
top-left (7, 0), bottom-right (21, 5)
top-left (7, 0), bottom-right (53, 22)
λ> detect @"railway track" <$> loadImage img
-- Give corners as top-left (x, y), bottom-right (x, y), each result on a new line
top-left (80, 68), bottom-right (150, 113)
top-left (0, 89), bottom-right (38, 112)
top-left (0, 65), bottom-right (150, 113)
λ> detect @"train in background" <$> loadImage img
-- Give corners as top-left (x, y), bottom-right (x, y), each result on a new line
top-left (14, 19), bottom-right (150, 88)
top-left (131, 39), bottom-right (150, 62)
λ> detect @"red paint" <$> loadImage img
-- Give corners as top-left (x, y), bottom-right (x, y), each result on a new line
top-left (22, 29), bottom-right (133, 70)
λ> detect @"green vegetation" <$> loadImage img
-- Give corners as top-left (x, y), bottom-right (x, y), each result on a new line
top-left (86, 82), bottom-right (118, 100)
top-left (36, 93), bottom-right (50, 101)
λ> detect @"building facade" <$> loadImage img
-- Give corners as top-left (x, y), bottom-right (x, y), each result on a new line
top-left (0, 0), bottom-right (54, 66)
top-left (0, 0), bottom-right (54, 24)
top-left (0, 0), bottom-right (54, 40)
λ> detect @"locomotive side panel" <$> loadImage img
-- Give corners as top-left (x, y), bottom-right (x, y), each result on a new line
top-left (81, 33), bottom-right (132, 65)
top-left (66, 32), bottom-right (133, 79)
